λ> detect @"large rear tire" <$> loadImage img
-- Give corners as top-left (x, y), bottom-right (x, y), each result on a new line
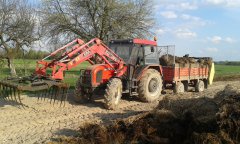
top-left (138, 69), bottom-right (162, 102)
top-left (74, 78), bottom-right (89, 103)
top-left (104, 78), bottom-right (122, 110)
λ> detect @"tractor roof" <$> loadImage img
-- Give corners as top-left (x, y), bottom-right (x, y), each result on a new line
top-left (110, 39), bottom-right (157, 46)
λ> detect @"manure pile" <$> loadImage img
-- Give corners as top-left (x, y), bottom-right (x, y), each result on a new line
top-left (55, 84), bottom-right (240, 144)
top-left (159, 54), bottom-right (212, 66)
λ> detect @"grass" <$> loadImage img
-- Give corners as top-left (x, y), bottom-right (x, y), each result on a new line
top-left (214, 64), bottom-right (240, 81)
top-left (1, 60), bottom-right (240, 88)
top-left (215, 65), bottom-right (240, 76)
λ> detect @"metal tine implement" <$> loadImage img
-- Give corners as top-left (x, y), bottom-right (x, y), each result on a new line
top-left (0, 76), bottom-right (69, 106)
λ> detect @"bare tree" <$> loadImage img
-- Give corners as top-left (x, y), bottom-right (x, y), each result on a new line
top-left (41, 0), bottom-right (155, 45)
top-left (0, 0), bottom-right (40, 76)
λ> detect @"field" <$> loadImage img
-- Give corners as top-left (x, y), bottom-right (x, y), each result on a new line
top-left (1, 60), bottom-right (240, 143)
top-left (1, 59), bottom-right (240, 88)
top-left (215, 64), bottom-right (240, 75)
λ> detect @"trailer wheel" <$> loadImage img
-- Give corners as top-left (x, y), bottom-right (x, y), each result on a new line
top-left (183, 81), bottom-right (189, 92)
top-left (204, 79), bottom-right (208, 89)
top-left (104, 78), bottom-right (122, 110)
top-left (195, 80), bottom-right (204, 92)
top-left (74, 78), bottom-right (89, 103)
top-left (138, 69), bottom-right (162, 102)
top-left (174, 82), bottom-right (184, 93)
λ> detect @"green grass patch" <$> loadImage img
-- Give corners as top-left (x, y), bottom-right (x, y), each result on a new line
top-left (215, 65), bottom-right (240, 76)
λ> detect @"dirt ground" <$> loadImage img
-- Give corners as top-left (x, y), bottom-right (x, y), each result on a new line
top-left (0, 81), bottom-right (239, 144)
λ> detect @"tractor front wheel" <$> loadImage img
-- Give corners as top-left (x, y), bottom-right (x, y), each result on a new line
top-left (104, 78), bottom-right (122, 110)
top-left (138, 69), bottom-right (162, 102)
top-left (74, 78), bottom-right (89, 103)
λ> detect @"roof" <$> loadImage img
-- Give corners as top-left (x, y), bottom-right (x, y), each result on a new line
top-left (110, 39), bottom-right (157, 46)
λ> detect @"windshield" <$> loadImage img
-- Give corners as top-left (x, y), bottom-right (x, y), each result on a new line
top-left (109, 43), bottom-right (133, 62)
top-left (144, 46), bottom-right (158, 64)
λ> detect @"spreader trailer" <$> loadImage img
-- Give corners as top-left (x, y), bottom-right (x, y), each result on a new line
top-left (159, 46), bottom-right (215, 93)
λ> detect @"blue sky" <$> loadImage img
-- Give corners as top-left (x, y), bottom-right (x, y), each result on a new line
top-left (153, 0), bottom-right (240, 61)
top-left (29, 0), bottom-right (239, 61)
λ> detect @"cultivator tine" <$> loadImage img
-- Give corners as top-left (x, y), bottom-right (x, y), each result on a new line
top-left (53, 87), bottom-right (60, 105)
top-left (0, 84), bottom-right (3, 99)
top-left (4, 86), bottom-right (7, 100)
top-left (40, 90), bottom-right (45, 101)
top-left (9, 87), bottom-right (14, 102)
top-left (17, 90), bottom-right (22, 104)
top-left (50, 86), bottom-right (56, 104)
top-left (43, 89), bottom-right (48, 101)
top-left (46, 87), bottom-right (52, 100)
top-left (60, 88), bottom-right (65, 106)
top-left (64, 87), bottom-right (69, 107)
top-left (0, 84), bottom-right (3, 100)
top-left (13, 88), bottom-right (18, 103)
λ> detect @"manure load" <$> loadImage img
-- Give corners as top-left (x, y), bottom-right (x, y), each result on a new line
top-left (159, 54), bottom-right (213, 67)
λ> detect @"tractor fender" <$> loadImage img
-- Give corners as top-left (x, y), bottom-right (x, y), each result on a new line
top-left (134, 65), bottom-right (163, 81)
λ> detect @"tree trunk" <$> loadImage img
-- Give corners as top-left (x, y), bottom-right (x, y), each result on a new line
top-left (6, 57), bottom-right (17, 76)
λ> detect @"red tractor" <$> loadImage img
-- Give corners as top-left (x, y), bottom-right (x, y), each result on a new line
top-left (75, 38), bottom-right (163, 109)
top-left (0, 38), bottom-right (163, 109)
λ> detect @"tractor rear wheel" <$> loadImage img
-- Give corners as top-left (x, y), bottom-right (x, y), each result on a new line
top-left (74, 78), bottom-right (89, 103)
top-left (195, 80), bottom-right (204, 92)
top-left (138, 69), bottom-right (162, 102)
top-left (104, 78), bottom-right (122, 110)
top-left (173, 82), bottom-right (185, 93)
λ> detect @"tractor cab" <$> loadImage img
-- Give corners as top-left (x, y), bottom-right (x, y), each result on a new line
top-left (109, 39), bottom-right (159, 65)
top-left (109, 39), bottom-right (162, 98)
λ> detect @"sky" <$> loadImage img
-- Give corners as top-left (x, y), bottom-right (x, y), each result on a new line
top-left (153, 0), bottom-right (240, 61)
top-left (28, 0), bottom-right (240, 61)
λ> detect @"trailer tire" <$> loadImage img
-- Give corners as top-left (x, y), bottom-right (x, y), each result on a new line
top-left (138, 69), bottom-right (162, 102)
top-left (104, 78), bottom-right (122, 110)
top-left (74, 78), bottom-right (89, 103)
top-left (195, 80), bottom-right (204, 92)
top-left (204, 79), bottom-right (208, 89)
top-left (174, 82), bottom-right (184, 93)
top-left (183, 81), bottom-right (189, 92)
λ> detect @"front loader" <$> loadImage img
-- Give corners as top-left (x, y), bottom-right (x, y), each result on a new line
top-left (0, 38), bottom-right (164, 109)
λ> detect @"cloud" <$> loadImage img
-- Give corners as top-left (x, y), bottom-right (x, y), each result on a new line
top-left (156, 28), bottom-right (166, 35)
top-left (175, 28), bottom-right (197, 38)
top-left (204, 0), bottom-right (240, 8)
top-left (180, 14), bottom-right (200, 21)
top-left (179, 2), bottom-right (198, 10)
top-left (160, 11), bottom-right (178, 19)
top-left (208, 36), bottom-right (236, 44)
top-left (206, 47), bottom-right (219, 52)
top-left (155, 1), bottom-right (198, 11)
top-left (225, 37), bottom-right (235, 43)
top-left (209, 36), bottom-right (222, 44)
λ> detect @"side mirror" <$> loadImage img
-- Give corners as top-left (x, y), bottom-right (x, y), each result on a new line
top-left (151, 47), bottom-right (155, 52)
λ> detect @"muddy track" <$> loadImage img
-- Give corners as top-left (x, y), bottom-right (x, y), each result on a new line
top-left (0, 81), bottom-right (238, 144)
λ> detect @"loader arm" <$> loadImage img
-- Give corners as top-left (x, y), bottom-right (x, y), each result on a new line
top-left (0, 38), bottom-right (126, 105)
top-left (36, 38), bottom-right (126, 80)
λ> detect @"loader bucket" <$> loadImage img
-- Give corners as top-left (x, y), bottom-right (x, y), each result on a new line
top-left (0, 75), bottom-right (69, 106)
